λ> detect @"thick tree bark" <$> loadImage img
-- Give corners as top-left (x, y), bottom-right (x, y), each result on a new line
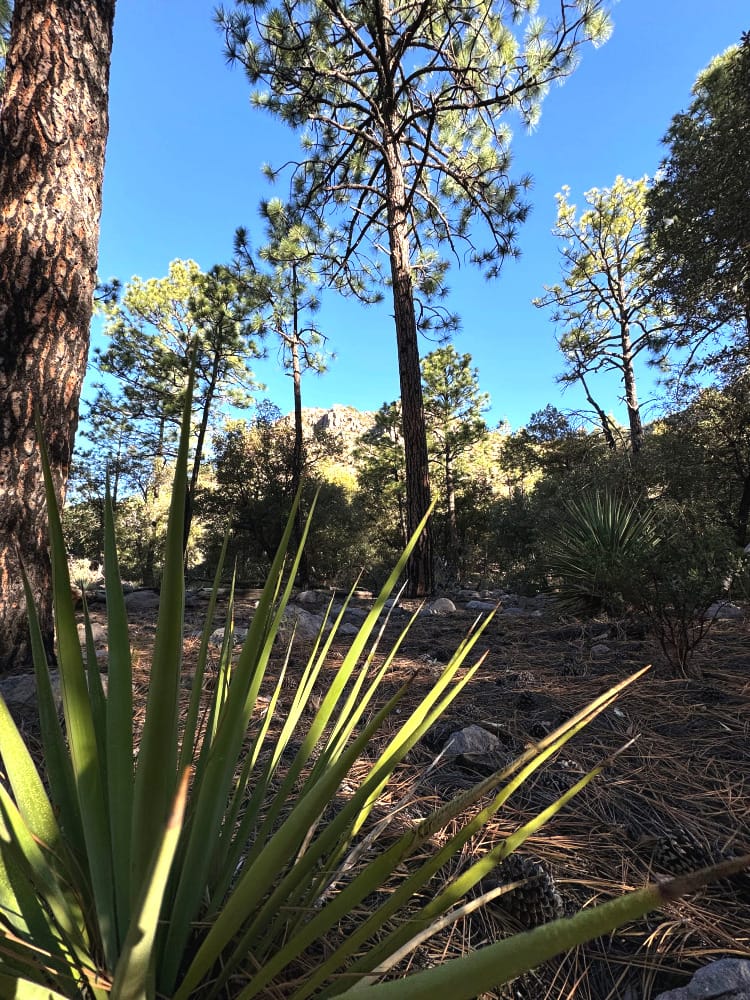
top-left (0, 0), bottom-right (116, 672)
top-left (384, 141), bottom-right (434, 597)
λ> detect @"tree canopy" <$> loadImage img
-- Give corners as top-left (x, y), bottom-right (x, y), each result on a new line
top-left (88, 259), bottom-right (262, 551)
top-left (647, 34), bottom-right (750, 370)
top-left (218, 0), bottom-right (612, 595)
top-left (536, 177), bottom-right (672, 454)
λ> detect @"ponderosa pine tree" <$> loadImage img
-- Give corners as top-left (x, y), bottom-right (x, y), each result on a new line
top-left (355, 401), bottom-right (408, 552)
top-left (88, 259), bottom-right (262, 563)
top-left (0, 0), bottom-right (116, 672)
top-left (421, 345), bottom-right (488, 571)
top-left (235, 200), bottom-right (329, 511)
top-left (647, 34), bottom-right (750, 373)
top-left (0, 1), bottom-right (11, 81)
top-left (218, 0), bottom-right (612, 596)
top-left (235, 199), bottom-right (330, 584)
top-left (536, 178), bottom-right (673, 454)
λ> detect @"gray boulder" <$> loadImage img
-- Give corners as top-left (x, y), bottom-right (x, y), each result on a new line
top-left (0, 671), bottom-right (62, 715)
top-left (500, 606), bottom-right (530, 617)
top-left (124, 590), bottom-right (161, 612)
top-left (296, 589), bottom-right (327, 607)
top-left (654, 959), bottom-right (750, 999)
top-left (590, 643), bottom-right (611, 657)
top-left (705, 601), bottom-right (744, 621)
top-left (465, 599), bottom-right (496, 611)
top-left (442, 724), bottom-right (501, 759)
top-left (77, 621), bottom-right (107, 645)
top-left (336, 622), bottom-right (361, 636)
top-left (427, 597), bottom-right (456, 615)
top-left (209, 626), bottom-right (248, 647)
top-left (280, 606), bottom-right (325, 638)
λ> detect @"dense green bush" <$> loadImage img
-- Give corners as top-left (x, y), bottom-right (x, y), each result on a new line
top-left (544, 487), bottom-right (742, 677)
top-left (634, 508), bottom-right (740, 677)
top-left (545, 491), bottom-right (659, 615)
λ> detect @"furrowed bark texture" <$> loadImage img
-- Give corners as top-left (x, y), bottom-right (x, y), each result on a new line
top-left (384, 142), bottom-right (434, 597)
top-left (0, 0), bottom-right (115, 672)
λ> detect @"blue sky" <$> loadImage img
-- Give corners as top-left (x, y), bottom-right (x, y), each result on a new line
top-left (94, 0), bottom-right (749, 430)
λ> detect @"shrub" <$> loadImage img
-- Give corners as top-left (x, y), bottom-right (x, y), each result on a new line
top-left (545, 491), bottom-right (659, 614)
top-left (545, 490), bottom-right (742, 678)
top-left (635, 512), bottom-right (741, 678)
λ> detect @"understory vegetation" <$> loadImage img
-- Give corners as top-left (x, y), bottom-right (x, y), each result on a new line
top-left (3, 393), bottom-right (747, 1000)
top-left (65, 387), bottom-right (750, 678)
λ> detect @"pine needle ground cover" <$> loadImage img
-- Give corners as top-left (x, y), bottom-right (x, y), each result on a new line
top-left (75, 591), bottom-right (749, 1000)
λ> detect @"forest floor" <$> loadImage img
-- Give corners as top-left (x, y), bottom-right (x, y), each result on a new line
top-left (110, 589), bottom-right (750, 999)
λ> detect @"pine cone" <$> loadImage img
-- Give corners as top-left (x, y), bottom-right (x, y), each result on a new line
top-left (477, 854), bottom-right (565, 929)
top-left (636, 827), bottom-right (750, 902)
top-left (560, 656), bottom-right (586, 677)
top-left (648, 828), bottom-right (722, 876)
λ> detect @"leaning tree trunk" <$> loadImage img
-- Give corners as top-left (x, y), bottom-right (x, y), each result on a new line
top-left (579, 371), bottom-right (618, 450)
top-left (0, 0), bottom-right (116, 673)
top-left (384, 142), bottom-right (434, 597)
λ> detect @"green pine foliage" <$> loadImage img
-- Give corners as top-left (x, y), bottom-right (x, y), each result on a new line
top-left (647, 33), bottom-right (750, 366)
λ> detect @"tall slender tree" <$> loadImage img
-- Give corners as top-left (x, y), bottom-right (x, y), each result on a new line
top-left (421, 345), bottom-right (488, 569)
top-left (355, 401), bottom-right (408, 551)
top-left (0, 0), bottom-right (116, 672)
top-left (235, 200), bottom-right (329, 507)
top-left (235, 199), bottom-right (330, 583)
top-left (0, 0), bottom-right (11, 80)
top-left (536, 177), bottom-right (672, 454)
top-left (219, 0), bottom-right (611, 595)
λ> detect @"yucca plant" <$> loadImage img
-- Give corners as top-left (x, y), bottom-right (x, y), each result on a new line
top-left (1, 386), bottom-right (748, 1000)
top-left (546, 491), bottom-right (659, 614)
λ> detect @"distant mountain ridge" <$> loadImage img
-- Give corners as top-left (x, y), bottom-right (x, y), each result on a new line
top-left (281, 404), bottom-right (378, 459)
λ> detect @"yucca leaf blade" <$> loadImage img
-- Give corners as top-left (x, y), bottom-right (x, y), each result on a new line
top-left (35, 414), bottom-right (116, 964)
top-left (102, 480), bottom-right (135, 948)
top-left (130, 369), bottom-right (193, 896)
top-left (110, 770), bottom-right (189, 1000)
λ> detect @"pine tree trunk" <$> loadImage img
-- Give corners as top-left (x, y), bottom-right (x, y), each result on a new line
top-left (290, 328), bottom-right (310, 587)
top-left (445, 451), bottom-right (458, 577)
top-left (384, 142), bottom-right (434, 597)
top-left (619, 319), bottom-right (643, 454)
top-left (184, 351), bottom-right (221, 556)
top-left (0, 0), bottom-right (115, 674)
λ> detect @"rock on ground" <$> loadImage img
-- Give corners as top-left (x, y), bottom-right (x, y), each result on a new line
top-left (427, 598), bottom-right (457, 615)
top-left (654, 958), bottom-right (750, 999)
top-left (124, 590), bottom-right (161, 611)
